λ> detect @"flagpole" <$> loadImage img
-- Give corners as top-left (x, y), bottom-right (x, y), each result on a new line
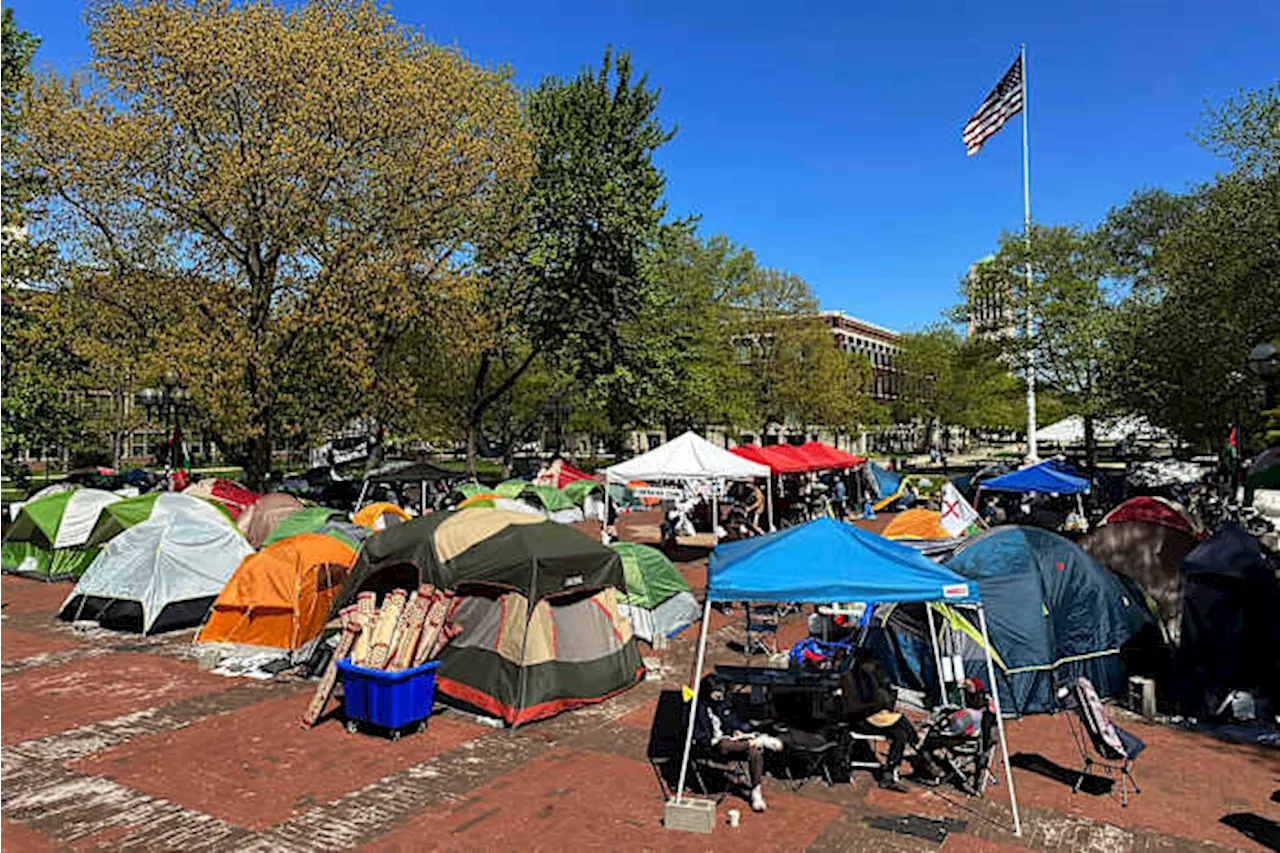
top-left (1021, 44), bottom-right (1038, 462)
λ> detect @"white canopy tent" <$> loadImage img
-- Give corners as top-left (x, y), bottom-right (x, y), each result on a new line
top-left (602, 431), bottom-right (772, 541)
top-left (1036, 415), bottom-right (1169, 445)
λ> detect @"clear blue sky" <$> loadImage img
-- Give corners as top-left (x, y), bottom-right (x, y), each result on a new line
top-left (9, 0), bottom-right (1279, 331)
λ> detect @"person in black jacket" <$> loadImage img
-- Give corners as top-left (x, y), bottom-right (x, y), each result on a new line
top-left (691, 675), bottom-right (783, 812)
top-left (838, 649), bottom-right (940, 792)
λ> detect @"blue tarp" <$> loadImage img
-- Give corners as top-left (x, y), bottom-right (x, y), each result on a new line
top-left (980, 460), bottom-right (1090, 495)
top-left (708, 517), bottom-right (979, 604)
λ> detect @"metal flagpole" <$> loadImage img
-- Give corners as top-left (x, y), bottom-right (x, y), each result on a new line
top-left (1021, 44), bottom-right (1038, 462)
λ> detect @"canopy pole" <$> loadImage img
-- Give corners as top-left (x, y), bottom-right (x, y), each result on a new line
top-left (420, 481), bottom-right (427, 516)
top-left (977, 603), bottom-right (1022, 837)
top-left (766, 474), bottom-right (775, 531)
top-left (674, 594), bottom-right (715, 804)
top-left (355, 480), bottom-right (370, 512)
top-left (601, 480), bottom-right (612, 544)
top-left (712, 481), bottom-right (719, 545)
top-left (925, 603), bottom-right (947, 706)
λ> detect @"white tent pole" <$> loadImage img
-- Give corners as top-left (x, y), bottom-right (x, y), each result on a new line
top-left (602, 479), bottom-right (611, 543)
top-left (355, 479), bottom-right (370, 512)
top-left (712, 481), bottom-right (719, 544)
top-left (762, 473), bottom-right (773, 527)
top-left (674, 594), bottom-right (715, 804)
top-left (925, 603), bottom-right (947, 706)
top-left (977, 603), bottom-right (1022, 837)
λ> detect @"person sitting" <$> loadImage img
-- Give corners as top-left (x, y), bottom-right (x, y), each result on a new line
top-left (691, 675), bottom-right (783, 812)
top-left (838, 649), bottom-right (940, 792)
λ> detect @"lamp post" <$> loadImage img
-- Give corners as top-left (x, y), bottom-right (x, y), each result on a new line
top-left (135, 373), bottom-right (190, 478)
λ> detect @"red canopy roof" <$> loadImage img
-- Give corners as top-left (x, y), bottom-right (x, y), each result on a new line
top-left (798, 441), bottom-right (865, 469)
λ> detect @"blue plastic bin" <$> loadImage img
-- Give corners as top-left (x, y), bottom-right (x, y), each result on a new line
top-left (337, 658), bottom-right (440, 733)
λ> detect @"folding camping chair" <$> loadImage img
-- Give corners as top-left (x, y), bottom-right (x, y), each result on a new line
top-left (917, 705), bottom-right (997, 796)
top-left (647, 690), bottom-right (751, 804)
top-left (1062, 677), bottom-right (1145, 807)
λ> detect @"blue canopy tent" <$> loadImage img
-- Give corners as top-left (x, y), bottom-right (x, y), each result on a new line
top-left (979, 460), bottom-right (1090, 495)
top-left (673, 518), bottom-right (1023, 836)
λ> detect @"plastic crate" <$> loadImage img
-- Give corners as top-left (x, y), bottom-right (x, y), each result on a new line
top-left (337, 658), bottom-right (440, 735)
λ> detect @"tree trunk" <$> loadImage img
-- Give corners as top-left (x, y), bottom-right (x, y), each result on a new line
top-left (247, 429), bottom-right (272, 492)
top-left (1083, 413), bottom-right (1098, 479)
top-left (465, 422), bottom-right (479, 478)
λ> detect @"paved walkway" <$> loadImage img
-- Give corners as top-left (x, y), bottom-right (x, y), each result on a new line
top-left (3, 513), bottom-right (1277, 852)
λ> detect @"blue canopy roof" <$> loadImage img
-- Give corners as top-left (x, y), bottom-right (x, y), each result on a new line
top-left (979, 460), bottom-right (1090, 495)
top-left (708, 517), bottom-right (979, 604)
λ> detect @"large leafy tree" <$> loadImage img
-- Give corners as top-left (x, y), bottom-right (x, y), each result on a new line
top-left (455, 48), bottom-right (674, 472)
top-left (19, 0), bottom-right (531, 488)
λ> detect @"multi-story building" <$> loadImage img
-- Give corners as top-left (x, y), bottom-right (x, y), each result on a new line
top-left (820, 310), bottom-right (900, 403)
top-left (964, 255), bottom-right (1017, 340)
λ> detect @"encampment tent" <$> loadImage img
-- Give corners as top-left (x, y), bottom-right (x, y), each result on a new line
top-left (934, 526), bottom-right (1154, 713)
top-left (979, 460), bottom-right (1090, 495)
top-left (534, 459), bottom-right (594, 489)
top-left (60, 500), bottom-right (253, 633)
top-left (1176, 524), bottom-right (1280, 718)
top-left (356, 460), bottom-right (459, 514)
top-left (1083, 500), bottom-right (1199, 643)
top-left (352, 501), bottom-right (411, 530)
top-left (183, 477), bottom-right (261, 519)
top-left (261, 506), bottom-right (365, 549)
top-left (333, 509), bottom-right (644, 725)
top-left (237, 492), bottom-right (306, 549)
top-left (1245, 447), bottom-right (1280, 506)
top-left (609, 542), bottom-right (701, 643)
top-left (680, 517), bottom-right (1023, 836)
top-left (85, 492), bottom-right (232, 548)
top-left (197, 533), bottom-right (355, 651)
top-left (882, 508), bottom-right (953, 541)
top-left (2, 489), bottom-right (122, 580)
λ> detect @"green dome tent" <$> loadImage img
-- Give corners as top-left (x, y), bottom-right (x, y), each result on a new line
top-left (452, 482), bottom-right (488, 500)
top-left (333, 509), bottom-right (643, 726)
top-left (609, 542), bottom-right (701, 643)
top-left (494, 479), bottom-right (530, 499)
top-left (85, 493), bottom-right (234, 548)
top-left (262, 506), bottom-right (366, 549)
top-left (2, 489), bottom-right (122, 580)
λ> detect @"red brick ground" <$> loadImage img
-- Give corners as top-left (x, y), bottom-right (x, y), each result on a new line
top-left (365, 747), bottom-right (843, 852)
top-left (73, 692), bottom-right (488, 830)
top-left (1, 628), bottom-right (82, 662)
top-left (1, 819), bottom-right (63, 852)
top-left (1, 653), bottom-right (227, 745)
top-left (1, 575), bottom-right (75, 615)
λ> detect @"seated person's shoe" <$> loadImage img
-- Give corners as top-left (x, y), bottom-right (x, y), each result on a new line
top-left (878, 770), bottom-right (910, 793)
top-left (750, 786), bottom-right (768, 812)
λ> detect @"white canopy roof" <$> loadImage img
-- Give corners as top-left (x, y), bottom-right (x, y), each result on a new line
top-left (1036, 415), bottom-right (1169, 445)
top-left (604, 431), bottom-right (770, 483)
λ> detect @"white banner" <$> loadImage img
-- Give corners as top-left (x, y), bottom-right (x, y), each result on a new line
top-left (939, 482), bottom-right (980, 537)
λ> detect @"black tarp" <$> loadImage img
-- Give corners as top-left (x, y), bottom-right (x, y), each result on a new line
top-left (1176, 524), bottom-right (1280, 718)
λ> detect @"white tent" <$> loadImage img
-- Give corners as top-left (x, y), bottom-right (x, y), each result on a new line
top-left (1036, 415), bottom-right (1168, 445)
top-left (603, 432), bottom-right (771, 541)
top-left (60, 502), bottom-right (252, 634)
top-left (604, 431), bottom-right (770, 483)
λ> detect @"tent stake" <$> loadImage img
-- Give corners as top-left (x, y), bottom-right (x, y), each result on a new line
top-left (977, 603), bottom-right (1022, 837)
top-left (674, 595), bottom-right (714, 804)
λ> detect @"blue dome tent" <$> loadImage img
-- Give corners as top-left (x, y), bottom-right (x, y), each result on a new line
top-left (868, 526), bottom-right (1156, 715)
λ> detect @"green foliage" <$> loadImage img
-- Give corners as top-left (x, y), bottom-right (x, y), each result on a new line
top-left (894, 325), bottom-right (1025, 433)
top-left (1193, 83), bottom-right (1279, 176)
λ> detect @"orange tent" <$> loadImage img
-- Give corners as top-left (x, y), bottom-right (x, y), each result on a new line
top-left (881, 508), bottom-right (952, 540)
top-left (197, 533), bottom-right (355, 650)
top-left (352, 501), bottom-right (411, 530)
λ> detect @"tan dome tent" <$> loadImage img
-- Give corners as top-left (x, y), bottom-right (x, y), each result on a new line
top-left (237, 492), bottom-right (305, 549)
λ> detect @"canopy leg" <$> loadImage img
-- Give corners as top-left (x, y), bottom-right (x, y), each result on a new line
top-left (977, 604), bottom-right (1021, 837)
top-left (767, 474), bottom-right (775, 532)
top-left (925, 603), bottom-right (946, 706)
top-left (674, 595), bottom-right (715, 804)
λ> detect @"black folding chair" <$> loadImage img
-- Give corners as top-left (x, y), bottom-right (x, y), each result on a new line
top-left (646, 690), bottom-right (750, 803)
top-left (1063, 677), bottom-right (1145, 807)
top-left (918, 706), bottom-right (997, 796)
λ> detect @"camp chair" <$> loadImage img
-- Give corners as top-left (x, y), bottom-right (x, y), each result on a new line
top-left (917, 705), bottom-right (997, 796)
top-left (646, 690), bottom-right (750, 804)
top-left (1062, 677), bottom-right (1145, 807)
top-left (744, 603), bottom-right (781, 655)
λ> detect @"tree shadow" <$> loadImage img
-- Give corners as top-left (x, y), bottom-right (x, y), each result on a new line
top-left (1220, 813), bottom-right (1280, 851)
top-left (1009, 752), bottom-right (1113, 796)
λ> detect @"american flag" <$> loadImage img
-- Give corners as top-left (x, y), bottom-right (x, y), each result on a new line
top-left (963, 56), bottom-right (1023, 156)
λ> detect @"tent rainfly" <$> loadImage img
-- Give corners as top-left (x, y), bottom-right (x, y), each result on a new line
top-left (356, 460), bottom-right (460, 514)
top-left (980, 460), bottom-right (1090, 495)
top-left (2, 489), bottom-right (122, 580)
top-left (237, 492), bottom-right (306, 549)
top-left (604, 431), bottom-right (771, 537)
top-left (675, 517), bottom-right (1022, 837)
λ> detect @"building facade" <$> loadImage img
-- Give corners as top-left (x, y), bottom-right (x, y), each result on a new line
top-left (821, 310), bottom-right (900, 403)
top-left (964, 256), bottom-right (1017, 340)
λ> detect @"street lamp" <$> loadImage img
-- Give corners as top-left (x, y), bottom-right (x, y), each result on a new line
top-left (135, 373), bottom-right (191, 475)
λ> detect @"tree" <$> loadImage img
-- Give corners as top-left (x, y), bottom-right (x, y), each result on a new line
top-left (19, 0), bottom-right (532, 488)
top-left (977, 224), bottom-right (1116, 471)
top-left (1193, 83), bottom-right (1279, 177)
top-left (455, 48), bottom-right (674, 472)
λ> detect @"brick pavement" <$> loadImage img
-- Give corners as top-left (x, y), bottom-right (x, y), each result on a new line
top-left (3, 542), bottom-right (1278, 852)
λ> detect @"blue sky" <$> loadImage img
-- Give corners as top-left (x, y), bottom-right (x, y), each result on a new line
top-left (9, 1), bottom-right (1279, 331)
